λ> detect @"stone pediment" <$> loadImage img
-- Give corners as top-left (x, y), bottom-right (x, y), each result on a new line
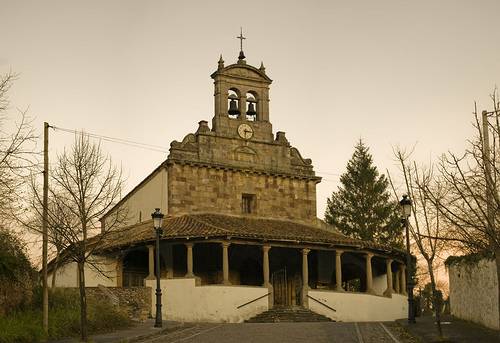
top-left (212, 64), bottom-right (272, 83)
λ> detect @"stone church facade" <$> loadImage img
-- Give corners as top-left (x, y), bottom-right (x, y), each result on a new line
top-left (48, 49), bottom-right (408, 323)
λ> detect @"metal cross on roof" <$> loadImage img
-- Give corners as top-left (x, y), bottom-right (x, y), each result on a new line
top-left (237, 27), bottom-right (246, 52)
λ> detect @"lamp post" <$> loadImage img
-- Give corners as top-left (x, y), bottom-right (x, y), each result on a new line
top-left (399, 195), bottom-right (415, 324)
top-left (151, 208), bottom-right (164, 328)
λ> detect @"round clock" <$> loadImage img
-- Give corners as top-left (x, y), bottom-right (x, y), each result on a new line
top-left (237, 123), bottom-right (254, 140)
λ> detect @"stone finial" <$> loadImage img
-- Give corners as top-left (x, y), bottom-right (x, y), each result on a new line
top-left (218, 54), bottom-right (224, 70)
top-left (259, 61), bottom-right (266, 73)
top-left (275, 131), bottom-right (289, 146)
top-left (196, 120), bottom-right (210, 134)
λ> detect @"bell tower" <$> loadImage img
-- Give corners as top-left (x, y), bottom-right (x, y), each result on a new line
top-left (210, 30), bottom-right (273, 142)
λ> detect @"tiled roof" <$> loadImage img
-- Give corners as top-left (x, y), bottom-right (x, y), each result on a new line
top-left (98, 213), bottom-right (403, 256)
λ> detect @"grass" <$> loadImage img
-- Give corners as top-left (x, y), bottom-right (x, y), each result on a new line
top-left (0, 288), bottom-right (131, 343)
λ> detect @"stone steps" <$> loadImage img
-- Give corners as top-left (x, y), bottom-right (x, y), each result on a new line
top-left (245, 306), bottom-right (333, 323)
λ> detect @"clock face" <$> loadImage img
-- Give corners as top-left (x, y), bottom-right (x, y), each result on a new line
top-left (237, 123), bottom-right (254, 140)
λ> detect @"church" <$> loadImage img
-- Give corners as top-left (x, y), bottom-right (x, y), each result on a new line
top-left (48, 41), bottom-right (408, 323)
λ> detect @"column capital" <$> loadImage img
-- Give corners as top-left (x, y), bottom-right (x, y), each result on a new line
top-left (365, 252), bottom-right (374, 259)
top-left (222, 241), bottom-right (231, 248)
top-left (262, 245), bottom-right (271, 252)
top-left (185, 242), bottom-right (194, 248)
top-left (302, 248), bottom-right (310, 255)
top-left (335, 249), bottom-right (344, 256)
top-left (386, 258), bottom-right (393, 265)
top-left (147, 244), bottom-right (154, 250)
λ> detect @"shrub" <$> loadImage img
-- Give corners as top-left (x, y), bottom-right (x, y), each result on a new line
top-left (0, 288), bottom-right (131, 342)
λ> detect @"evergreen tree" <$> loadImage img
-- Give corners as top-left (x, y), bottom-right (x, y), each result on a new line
top-left (325, 140), bottom-right (402, 248)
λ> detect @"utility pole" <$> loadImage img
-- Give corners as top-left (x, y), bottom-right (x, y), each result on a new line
top-left (42, 122), bottom-right (49, 334)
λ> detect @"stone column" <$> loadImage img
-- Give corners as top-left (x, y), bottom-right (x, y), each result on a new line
top-left (365, 253), bottom-right (374, 294)
top-left (302, 248), bottom-right (310, 307)
top-left (185, 243), bottom-right (194, 277)
top-left (400, 264), bottom-right (407, 295)
top-left (222, 241), bottom-right (231, 285)
top-left (116, 256), bottom-right (123, 287)
top-left (165, 244), bottom-right (174, 279)
top-left (147, 245), bottom-right (155, 279)
top-left (335, 250), bottom-right (344, 292)
top-left (383, 258), bottom-right (393, 296)
top-left (395, 269), bottom-right (401, 294)
top-left (262, 245), bottom-right (271, 287)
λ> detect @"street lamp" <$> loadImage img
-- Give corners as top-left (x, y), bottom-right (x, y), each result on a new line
top-left (399, 195), bottom-right (415, 324)
top-left (151, 208), bottom-right (164, 328)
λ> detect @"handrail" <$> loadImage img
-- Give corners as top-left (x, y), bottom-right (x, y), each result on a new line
top-left (237, 292), bottom-right (271, 309)
top-left (307, 295), bottom-right (336, 312)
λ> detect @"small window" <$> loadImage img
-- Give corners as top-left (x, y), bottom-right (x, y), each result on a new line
top-left (242, 194), bottom-right (256, 214)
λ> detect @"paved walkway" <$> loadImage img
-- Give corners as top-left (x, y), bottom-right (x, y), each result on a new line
top-left (50, 320), bottom-right (184, 343)
top-left (137, 322), bottom-right (409, 343)
top-left (397, 315), bottom-right (500, 343)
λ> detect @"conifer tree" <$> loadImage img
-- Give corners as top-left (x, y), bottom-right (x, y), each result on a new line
top-left (325, 140), bottom-right (402, 248)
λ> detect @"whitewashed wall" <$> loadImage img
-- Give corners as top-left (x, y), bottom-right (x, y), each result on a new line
top-left (48, 256), bottom-right (117, 288)
top-left (102, 167), bottom-right (168, 229)
top-left (448, 258), bottom-right (499, 330)
top-left (145, 278), bottom-right (269, 323)
top-left (308, 290), bottom-right (407, 322)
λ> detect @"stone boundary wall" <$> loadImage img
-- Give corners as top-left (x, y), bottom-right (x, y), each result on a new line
top-left (85, 286), bottom-right (152, 322)
top-left (448, 258), bottom-right (499, 330)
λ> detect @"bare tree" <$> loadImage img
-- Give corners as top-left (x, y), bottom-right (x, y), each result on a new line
top-left (26, 133), bottom-right (127, 341)
top-left (422, 89), bottom-right (500, 327)
top-left (0, 71), bottom-right (38, 222)
top-left (389, 149), bottom-right (447, 338)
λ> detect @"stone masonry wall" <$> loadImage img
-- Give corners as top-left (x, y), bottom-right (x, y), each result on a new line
top-left (86, 286), bottom-right (152, 322)
top-left (168, 163), bottom-right (317, 223)
top-left (448, 258), bottom-right (499, 330)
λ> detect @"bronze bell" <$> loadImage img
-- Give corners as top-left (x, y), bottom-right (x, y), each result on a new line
top-left (246, 102), bottom-right (257, 117)
top-left (228, 99), bottom-right (240, 116)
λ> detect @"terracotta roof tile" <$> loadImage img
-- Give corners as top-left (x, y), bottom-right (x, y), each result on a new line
top-left (98, 213), bottom-right (402, 256)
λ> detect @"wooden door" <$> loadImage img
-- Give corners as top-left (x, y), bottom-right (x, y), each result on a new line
top-left (272, 268), bottom-right (288, 306)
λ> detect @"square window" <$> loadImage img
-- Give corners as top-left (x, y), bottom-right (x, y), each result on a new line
top-left (242, 194), bottom-right (256, 214)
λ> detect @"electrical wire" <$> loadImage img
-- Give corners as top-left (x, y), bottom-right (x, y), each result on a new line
top-left (50, 124), bottom-right (342, 178)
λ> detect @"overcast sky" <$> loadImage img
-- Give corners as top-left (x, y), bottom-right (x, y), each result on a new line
top-left (2, 0), bottom-right (499, 246)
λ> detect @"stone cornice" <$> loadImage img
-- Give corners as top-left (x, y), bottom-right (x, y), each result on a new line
top-left (166, 157), bottom-right (322, 182)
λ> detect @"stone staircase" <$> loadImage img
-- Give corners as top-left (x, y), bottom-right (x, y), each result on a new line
top-left (245, 306), bottom-right (333, 323)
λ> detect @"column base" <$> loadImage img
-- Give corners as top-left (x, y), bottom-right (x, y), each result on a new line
top-left (223, 280), bottom-right (232, 285)
top-left (365, 288), bottom-right (376, 295)
top-left (383, 289), bottom-right (392, 297)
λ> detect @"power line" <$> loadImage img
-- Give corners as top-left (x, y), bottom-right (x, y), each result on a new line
top-left (50, 125), bottom-right (343, 178)
top-left (51, 125), bottom-right (170, 153)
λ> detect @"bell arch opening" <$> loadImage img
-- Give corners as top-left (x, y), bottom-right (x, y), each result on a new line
top-left (245, 92), bottom-right (258, 121)
top-left (227, 88), bottom-right (241, 118)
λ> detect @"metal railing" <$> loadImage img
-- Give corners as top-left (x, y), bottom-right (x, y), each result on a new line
top-left (237, 292), bottom-right (271, 309)
top-left (307, 295), bottom-right (336, 312)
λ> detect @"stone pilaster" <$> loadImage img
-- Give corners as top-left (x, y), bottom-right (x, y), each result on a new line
top-left (383, 258), bottom-right (393, 297)
top-left (185, 243), bottom-right (194, 277)
top-left (335, 250), bottom-right (344, 292)
top-left (222, 241), bottom-right (231, 285)
top-left (365, 253), bottom-right (375, 294)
